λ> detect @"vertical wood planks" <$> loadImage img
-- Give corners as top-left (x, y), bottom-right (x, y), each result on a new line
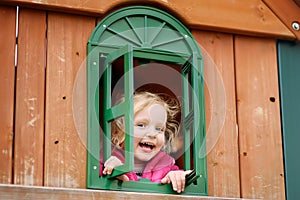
top-left (44, 12), bottom-right (95, 188)
top-left (0, 5), bottom-right (288, 198)
top-left (14, 8), bottom-right (46, 186)
top-left (235, 36), bottom-right (285, 199)
top-left (0, 5), bottom-right (16, 184)
top-left (193, 31), bottom-right (240, 197)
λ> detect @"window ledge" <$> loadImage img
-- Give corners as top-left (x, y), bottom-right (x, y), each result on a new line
top-left (0, 184), bottom-right (249, 200)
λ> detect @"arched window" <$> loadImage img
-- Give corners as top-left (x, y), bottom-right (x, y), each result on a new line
top-left (87, 6), bottom-right (207, 195)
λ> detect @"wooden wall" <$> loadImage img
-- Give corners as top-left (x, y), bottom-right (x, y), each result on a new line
top-left (0, 1), bottom-right (286, 199)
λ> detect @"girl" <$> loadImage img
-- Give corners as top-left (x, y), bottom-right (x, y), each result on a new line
top-left (102, 91), bottom-right (190, 193)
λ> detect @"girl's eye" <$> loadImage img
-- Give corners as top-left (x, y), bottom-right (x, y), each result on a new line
top-left (136, 123), bottom-right (145, 128)
top-left (156, 127), bottom-right (164, 132)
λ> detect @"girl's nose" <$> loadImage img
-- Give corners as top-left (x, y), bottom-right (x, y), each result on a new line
top-left (145, 128), bottom-right (157, 138)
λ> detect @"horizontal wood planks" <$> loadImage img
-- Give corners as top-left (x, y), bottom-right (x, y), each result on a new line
top-left (0, 0), bottom-right (295, 40)
top-left (0, 184), bottom-right (248, 200)
top-left (0, 5), bottom-right (16, 184)
top-left (14, 8), bottom-right (46, 186)
top-left (44, 12), bottom-right (95, 188)
top-left (235, 36), bottom-right (285, 199)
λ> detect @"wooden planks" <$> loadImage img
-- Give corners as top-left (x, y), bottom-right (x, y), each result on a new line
top-left (263, 0), bottom-right (300, 40)
top-left (0, 5), bottom-right (16, 184)
top-left (14, 8), bottom-right (46, 186)
top-left (44, 12), bottom-right (95, 188)
top-left (0, 0), bottom-right (295, 40)
top-left (0, 184), bottom-right (248, 200)
top-left (235, 36), bottom-right (285, 199)
top-left (173, 0), bottom-right (294, 39)
top-left (0, 3), bottom-right (288, 199)
top-left (193, 31), bottom-right (240, 198)
top-left (295, 0), bottom-right (300, 6)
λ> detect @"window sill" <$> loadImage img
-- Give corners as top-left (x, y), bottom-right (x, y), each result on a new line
top-left (0, 184), bottom-right (248, 200)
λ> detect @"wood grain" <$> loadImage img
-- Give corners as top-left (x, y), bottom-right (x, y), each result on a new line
top-left (14, 8), bottom-right (46, 186)
top-left (44, 12), bottom-right (95, 188)
top-left (0, 184), bottom-right (248, 200)
top-left (235, 36), bottom-right (285, 199)
top-left (193, 30), bottom-right (240, 198)
top-left (263, 0), bottom-right (300, 40)
top-left (0, 0), bottom-right (295, 40)
top-left (0, 5), bottom-right (16, 184)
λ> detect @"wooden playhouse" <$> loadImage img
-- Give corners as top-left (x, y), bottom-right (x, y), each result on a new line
top-left (0, 0), bottom-right (300, 199)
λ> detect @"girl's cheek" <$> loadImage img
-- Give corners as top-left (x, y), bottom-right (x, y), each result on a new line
top-left (133, 127), bottom-right (143, 137)
top-left (157, 134), bottom-right (165, 145)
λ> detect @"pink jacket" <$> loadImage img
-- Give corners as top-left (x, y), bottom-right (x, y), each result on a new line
top-left (101, 149), bottom-right (180, 182)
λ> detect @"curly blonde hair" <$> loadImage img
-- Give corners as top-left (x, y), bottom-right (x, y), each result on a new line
top-left (111, 91), bottom-right (180, 153)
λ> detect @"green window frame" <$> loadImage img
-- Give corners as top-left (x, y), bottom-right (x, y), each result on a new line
top-left (87, 6), bottom-right (207, 195)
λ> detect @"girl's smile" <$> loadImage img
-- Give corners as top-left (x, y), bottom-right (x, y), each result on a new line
top-left (133, 103), bottom-right (167, 163)
top-left (103, 92), bottom-right (186, 193)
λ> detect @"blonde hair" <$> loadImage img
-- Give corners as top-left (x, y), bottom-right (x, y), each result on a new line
top-left (111, 91), bottom-right (180, 153)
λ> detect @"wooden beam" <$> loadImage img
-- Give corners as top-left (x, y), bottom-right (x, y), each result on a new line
top-left (294, 0), bottom-right (300, 7)
top-left (0, 184), bottom-right (248, 200)
top-left (193, 30), bottom-right (240, 198)
top-left (0, 5), bottom-right (16, 184)
top-left (14, 7), bottom-right (46, 186)
top-left (263, 0), bottom-right (300, 40)
top-left (235, 36), bottom-right (285, 199)
top-left (44, 12), bottom-right (95, 188)
top-left (0, 0), bottom-right (295, 40)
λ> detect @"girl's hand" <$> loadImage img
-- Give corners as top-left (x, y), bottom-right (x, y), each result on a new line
top-left (161, 170), bottom-right (192, 193)
top-left (103, 156), bottom-right (123, 175)
top-left (103, 156), bottom-right (129, 182)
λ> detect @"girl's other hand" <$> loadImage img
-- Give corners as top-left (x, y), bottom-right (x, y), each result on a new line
top-left (103, 156), bottom-right (129, 182)
top-left (161, 170), bottom-right (192, 193)
top-left (103, 156), bottom-right (123, 175)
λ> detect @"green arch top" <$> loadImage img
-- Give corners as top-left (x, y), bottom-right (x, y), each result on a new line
top-left (88, 6), bottom-right (201, 57)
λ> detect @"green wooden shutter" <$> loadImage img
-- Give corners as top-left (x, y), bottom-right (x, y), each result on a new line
top-left (102, 45), bottom-right (134, 178)
top-left (181, 53), bottom-right (207, 187)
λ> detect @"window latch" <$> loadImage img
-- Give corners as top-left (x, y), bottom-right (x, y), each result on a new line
top-left (185, 169), bottom-right (199, 186)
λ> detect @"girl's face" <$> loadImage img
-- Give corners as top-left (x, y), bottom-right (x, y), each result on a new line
top-left (133, 103), bottom-right (167, 163)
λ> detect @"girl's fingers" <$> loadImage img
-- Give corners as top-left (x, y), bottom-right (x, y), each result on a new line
top-left (103, 156), bottom-right (123, 175)
top-left (161, 176), bottom-right (171, 184)
top-left (161, 171), bottom-right (185, 193)
top-left (167, 171), bottom-right (186, 193)
top-left (102, 165), bottom-right (113, 175)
